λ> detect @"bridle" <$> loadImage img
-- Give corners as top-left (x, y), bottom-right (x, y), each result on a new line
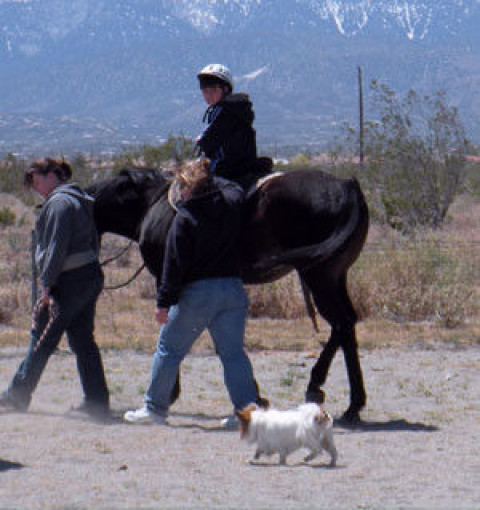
top-left (99, 240), bottom-right (146, 291)
top-left (98, 181), bottom-right (170, 291)
top-left (95, 170), bottom-right (174, 291)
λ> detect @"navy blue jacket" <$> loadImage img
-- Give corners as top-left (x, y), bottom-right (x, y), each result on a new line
top-left (197, 93), bottom-right (257, 180)
top-left (156, 177), bottom-right (244, 308)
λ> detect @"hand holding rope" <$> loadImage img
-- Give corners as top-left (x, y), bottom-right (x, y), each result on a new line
top-left (31, 289), bottom-right (59, 352)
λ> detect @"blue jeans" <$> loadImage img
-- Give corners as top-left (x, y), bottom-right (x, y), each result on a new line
top-left (5, 262), bottom-right (109, 410)
top-left (145, 277), bottom-right (258, 415)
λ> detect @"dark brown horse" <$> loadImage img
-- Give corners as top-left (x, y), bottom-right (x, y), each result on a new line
top-left (87, 167), bottom-right (369, 422)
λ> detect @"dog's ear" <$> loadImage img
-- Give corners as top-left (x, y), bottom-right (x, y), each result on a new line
top-left (236, 404), bottom-right (257, 439)
top-left (236, 404), bottom-right (256, 423)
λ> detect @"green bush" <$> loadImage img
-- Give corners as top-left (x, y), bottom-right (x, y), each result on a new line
top-left (112, 134), bottom-right (196, 172)
top-left (0, 154), bottom-right (27, 194)
top-left (464, 161), bottom-right (480, 197)
top-left (334, 81), bottom-right (469, 233)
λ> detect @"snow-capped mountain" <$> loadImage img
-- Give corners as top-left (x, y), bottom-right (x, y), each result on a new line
top-left (0, 0), bottom-right (479, 155)
top-left (163, 0), bottom-right (477, 40)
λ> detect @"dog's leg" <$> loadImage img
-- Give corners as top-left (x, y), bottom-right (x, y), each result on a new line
top-left (321, 430), bottom-right (338, 466)
top-left (254, 448), bottom-right (263, 460)
top-left (304, 449), bottom-right (318, 462)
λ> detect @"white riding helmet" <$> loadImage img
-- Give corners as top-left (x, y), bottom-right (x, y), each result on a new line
top-left (197, 63), bottom-right (234, 92)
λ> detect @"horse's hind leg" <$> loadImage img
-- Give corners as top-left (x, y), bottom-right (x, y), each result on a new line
top-left (336, 323), bottom-right (366, 422)
top-left (170, 375), bottom-right (181, 404)
top-left (302, 269), bottom-right (366, 422)
top-left (305, 330), bottom-right (339, 405)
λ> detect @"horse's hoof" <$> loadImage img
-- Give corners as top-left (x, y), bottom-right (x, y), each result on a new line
top-left (305, 388), bottom-right (325, 404)
top-left (338, 407), bottom-right (362, 426)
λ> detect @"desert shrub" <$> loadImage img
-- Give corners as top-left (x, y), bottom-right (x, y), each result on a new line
top-left (289, 153), bottom-right (310, 166)
top-left (111, 134), bottom-right (196, 173)
top-left (70, 153), bottom-right (96, 188)
top-left (350, 235), bottom-right (477, 327)
top-left (1, 230), bottom-right (32, 284)
top-left (0, 206), bottom-right (16, 227)
top-left (0, 290), bottom-right (20, 325)
top-left (0, 154), bottom-right (27, 194)
top-left (464, 161), bottom-right (480, 197)
top-left (143, 135), bottom-right (196, 167)
top-left (138, 275), bottom-right (156, 300)
top-left (333, 81), bottom-right (469, 233)
top-left (244, 229), bottom-right (477, 327)
top-left (247, 273), bottom-right (308, 319)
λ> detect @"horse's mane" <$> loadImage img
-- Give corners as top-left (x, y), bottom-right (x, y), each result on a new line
top-left (118, 167), bottom-right (171, 207)
top-left (118, 167), bottom-right (164, 183)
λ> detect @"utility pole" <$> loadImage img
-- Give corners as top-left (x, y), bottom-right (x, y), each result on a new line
top-left (358, 66), bottom-right (365, 167)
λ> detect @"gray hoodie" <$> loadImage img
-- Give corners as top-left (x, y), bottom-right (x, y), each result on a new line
top-left (35, 183), bottom-right (99, 288)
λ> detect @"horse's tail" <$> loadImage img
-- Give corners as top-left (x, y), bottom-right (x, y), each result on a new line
top-left (255, 178), bottom-right (369, 271)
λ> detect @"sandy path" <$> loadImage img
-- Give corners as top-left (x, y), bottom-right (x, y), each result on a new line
top-left (1, 344), bottom-right (480, 509)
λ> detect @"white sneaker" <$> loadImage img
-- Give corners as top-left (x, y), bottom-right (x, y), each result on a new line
top-left (220, 415), bottom-right (239, 430)
top-left (123, 406), bottom-right (167, 425)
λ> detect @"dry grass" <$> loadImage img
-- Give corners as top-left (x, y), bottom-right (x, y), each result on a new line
top-left (0, 193), bottom-right (478, 352)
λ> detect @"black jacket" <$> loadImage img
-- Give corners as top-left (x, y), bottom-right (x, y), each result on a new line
top-left (156, 177), bottom-right (244, 308)
top-left (197, 93), bottom-right (257, 179)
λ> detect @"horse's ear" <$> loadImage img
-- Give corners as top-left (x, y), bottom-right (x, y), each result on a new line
top-left (118, 168), bottom-right (150, 185)
top-left (118, 168), bottom-right (132, 178)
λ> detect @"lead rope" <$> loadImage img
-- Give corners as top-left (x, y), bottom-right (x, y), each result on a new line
top-left (31, 297), bottom-right (60, 352)
top-left (100, 241), bottom-right (146, 290)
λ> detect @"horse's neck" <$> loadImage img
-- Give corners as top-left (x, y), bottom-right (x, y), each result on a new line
top-left (122, 185), bottom-right (170, 241)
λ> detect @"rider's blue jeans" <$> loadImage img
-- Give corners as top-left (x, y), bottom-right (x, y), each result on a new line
top-left (5, 262), bottom-right (109, 410)
top-left (145, 277), bottom-right (258, 415)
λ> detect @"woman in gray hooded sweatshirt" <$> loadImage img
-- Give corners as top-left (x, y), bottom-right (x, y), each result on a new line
top-left (0, 158), bottom-right (110, 420)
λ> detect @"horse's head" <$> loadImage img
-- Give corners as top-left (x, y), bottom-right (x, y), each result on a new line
top-left (87, 167), bottom-right (169, 240)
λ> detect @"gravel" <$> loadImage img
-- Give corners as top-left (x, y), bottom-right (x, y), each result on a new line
top-left (1, 344), bottom-right (480, 509)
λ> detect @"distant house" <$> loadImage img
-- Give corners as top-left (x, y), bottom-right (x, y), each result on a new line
top-left (466, 155), bottom-right (480, 163)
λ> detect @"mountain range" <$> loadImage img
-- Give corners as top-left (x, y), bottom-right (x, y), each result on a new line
top-left (1, 0), bottom-right (479, 156)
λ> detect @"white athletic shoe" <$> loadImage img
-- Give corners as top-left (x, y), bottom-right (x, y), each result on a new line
top-left (123, 406), bottom-right (167, 425)
top-left (220, 414), bottom-right (239, 430)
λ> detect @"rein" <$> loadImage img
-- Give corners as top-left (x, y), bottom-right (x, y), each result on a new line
top-left (99, 239), bottom-right (146, 290)
top-left (103, 262), bottom-right (146, 290)
top-left (100, 240), bottom-right (135, 267)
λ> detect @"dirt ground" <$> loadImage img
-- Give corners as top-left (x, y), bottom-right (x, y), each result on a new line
top-left (1, 342), bottom-right (480, 509)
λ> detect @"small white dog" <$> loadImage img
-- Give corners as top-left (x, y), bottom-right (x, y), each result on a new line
top-left (236, 402), bottom-right (337, 466)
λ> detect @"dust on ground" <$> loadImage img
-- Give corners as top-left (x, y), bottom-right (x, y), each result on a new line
top-left (1, 344), bottom-right (480, 509)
